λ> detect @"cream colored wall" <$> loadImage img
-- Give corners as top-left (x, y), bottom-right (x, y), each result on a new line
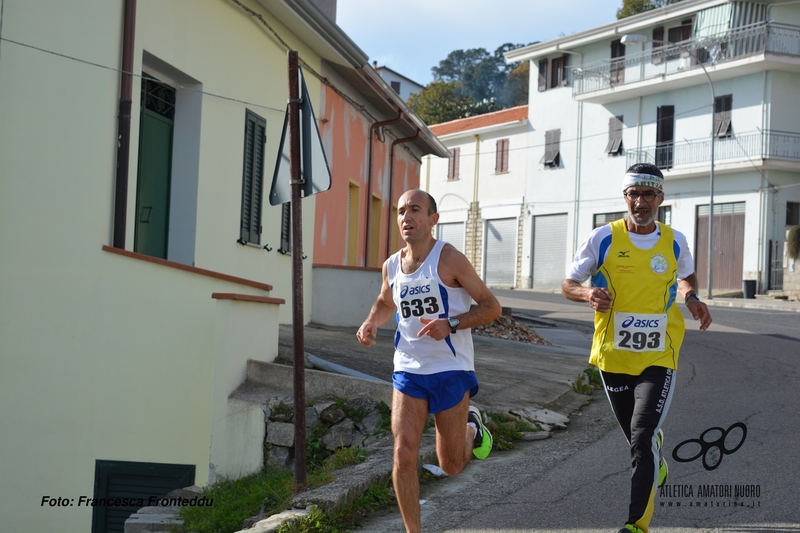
top-left (130, 0), bottom-right (319, 324)
top-left (211, 299), bottom-right (281, 480)
top-left (0, 0), bottom-right (321, 530)
top-left (1, 1), bottom-right (124, 527)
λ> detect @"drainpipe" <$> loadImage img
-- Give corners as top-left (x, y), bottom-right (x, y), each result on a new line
top-left (472, 134), bottom-right (480, 267)
top-left (365, 111), bottom-right (402, 267)
top-left (425, 154), bottom-right (431, 192)
top-left (113, 0), bottom-right (136, 249)
top-left (573, 101), bottom-right (584, 256)
top-left (558, 47), bottom-right (584, 257)
top-left (385, 130), bottom-right (421, 259)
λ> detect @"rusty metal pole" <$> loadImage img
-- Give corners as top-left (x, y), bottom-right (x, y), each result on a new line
top-left (287, 51), bottom-right (306, 486)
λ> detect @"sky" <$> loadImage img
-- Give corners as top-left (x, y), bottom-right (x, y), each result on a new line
top-left (336, 0), bottom-right (625, 86)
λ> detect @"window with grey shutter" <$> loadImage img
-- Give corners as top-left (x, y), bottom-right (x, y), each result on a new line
top-left (278, 203), bottom-right (291, 254)
top-left (787, 202), bottom-right (800, 226)
top-left (541, 129), bottom-right (560, 167)
top-left (538, 59), bottom-right (547, 92)
top-left (652, 26), bottom-right (665, 64)
top-left (610, 40), bottom-right (625, 84)
top-left (240, 110), bottom-right (266, 245)
top-left (605, 115), bottom-right (623, 155)
top-left (550, 55), bottom-right (568, 88)
top-left (593, 211), bottom-right (626, 228)
top-left (91, 460), bottom-right (195, 533)
top-left (714, 94), bottom-right (732, 137)
top-left (658, 206), bottom-right (672, 225)
top-left (656, 105), bottom-right (675, 169)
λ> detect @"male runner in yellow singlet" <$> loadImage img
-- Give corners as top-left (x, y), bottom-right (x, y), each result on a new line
top-left (562, 163), bottom-right (712, 533)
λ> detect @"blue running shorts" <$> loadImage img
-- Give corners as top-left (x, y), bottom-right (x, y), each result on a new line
top-left (392, 370), bottom-right (479, 414)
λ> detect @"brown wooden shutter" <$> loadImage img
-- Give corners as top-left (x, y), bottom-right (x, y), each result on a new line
top-left (496, 138), bottom-right (509, 173)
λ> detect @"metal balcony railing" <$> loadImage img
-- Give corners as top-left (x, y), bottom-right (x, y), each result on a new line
top-left (626, 130), bottom-right (800, 169)
top-left (573, 22), bottom-right (800, 96)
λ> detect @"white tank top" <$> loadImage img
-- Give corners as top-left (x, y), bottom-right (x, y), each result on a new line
top-left (387, 240), bottom-right (474, 374)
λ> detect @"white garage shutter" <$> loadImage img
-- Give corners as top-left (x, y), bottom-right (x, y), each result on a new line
top-left (484, 217), bottom-right (517, 287)
top-left (437, 222), bottom-right (465, 254)
top-left (531, 213), bottom-right (568, 290)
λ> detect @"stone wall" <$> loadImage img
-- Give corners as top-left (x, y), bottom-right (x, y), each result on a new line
top-left (784, 257), bottom-right (799, 301)
top-left (264, 396), bottom-right (388, 471)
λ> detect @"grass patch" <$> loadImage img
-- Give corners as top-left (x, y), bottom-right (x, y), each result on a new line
top-left (178, 442), bottom-right (369, 533)
top-left (572, 367), bottom-right (602, 395)
top-left (308, 447), bottom-right (369, 487)
top-left (485, 411), bottom-right (538, 451)
top-left (374, 401), bottom-right (392, 436)
top-left (175, 469), bottom-right (294, 533)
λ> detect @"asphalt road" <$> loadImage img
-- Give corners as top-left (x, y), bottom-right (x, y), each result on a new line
top-left (355, 291), bottom-right (800, 533)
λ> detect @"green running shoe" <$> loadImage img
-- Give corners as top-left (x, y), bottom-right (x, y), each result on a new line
top-left (618, 524), bottom-right (645, 533)
top-left (656, 428), bottom-right (668, 488)
top-left (468, 405), bottom-right (492, 460)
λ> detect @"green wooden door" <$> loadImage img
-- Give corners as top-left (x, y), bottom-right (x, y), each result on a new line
top-left (134, 108), bottom-right (173, 258)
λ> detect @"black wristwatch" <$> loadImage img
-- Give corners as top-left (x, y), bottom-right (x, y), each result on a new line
top-left (448, 317), bottom-right (460, 334)
top-left (685, 292), bottom-right (701, 305)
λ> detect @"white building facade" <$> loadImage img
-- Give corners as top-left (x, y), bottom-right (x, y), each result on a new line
top-left (373, 64), bottom-right (424, 102)
top-left (421, 106), bottom-right (535, 288)
top-left (506, 0), bottom-right (800, 295)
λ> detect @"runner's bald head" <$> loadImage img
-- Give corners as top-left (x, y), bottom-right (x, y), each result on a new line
top-left (401, 189), bottom-right (438, 215)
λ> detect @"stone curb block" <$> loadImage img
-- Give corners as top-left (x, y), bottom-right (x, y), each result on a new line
top-left (236, 508), bottom-right (313, 533)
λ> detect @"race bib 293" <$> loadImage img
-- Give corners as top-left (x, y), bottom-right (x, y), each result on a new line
top-left (613, 312), bottom-right (667, 352)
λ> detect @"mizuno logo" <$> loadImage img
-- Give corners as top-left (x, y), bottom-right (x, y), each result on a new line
top-left (618, 250), bottom-right (630, 258)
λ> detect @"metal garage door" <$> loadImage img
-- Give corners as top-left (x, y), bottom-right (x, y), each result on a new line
top-left (531, 213), bottom-right (568, 290)
top-left (484, 217), bottom-right (517, 287)
top-left (437, 222), bottom-right (465, 254)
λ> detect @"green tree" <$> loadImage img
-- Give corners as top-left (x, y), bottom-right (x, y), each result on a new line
top-left (432, 44), bottom-right (528, 107)
top-left (412, 43), bottom-right (530, 125)
top-left (617, 0), bottom-right (686, 19)
top-left (407, 81), bottom-right (475, 125)
top-left (499, 61), bottom-right (530, 109)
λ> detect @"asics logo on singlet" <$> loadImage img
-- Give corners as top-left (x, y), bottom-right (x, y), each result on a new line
top-left (401, 285), bottom-right (430, 298)
top-left (621, 316), bottom-right (660, 328)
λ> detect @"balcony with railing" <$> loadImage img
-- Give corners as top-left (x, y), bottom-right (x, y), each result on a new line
top-left (573, 22), bottom-right (800, 101)
top-left (626, 130), bottom-right (800, 171)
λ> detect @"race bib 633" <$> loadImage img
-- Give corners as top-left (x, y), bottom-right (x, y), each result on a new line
top-left (398, 279), bottom-right (441, 320)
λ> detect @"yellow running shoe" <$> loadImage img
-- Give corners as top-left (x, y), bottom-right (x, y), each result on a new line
top-left (656, 428), bottom-right (668, 488)
top-left (468, 405), bottom-right (492, 460)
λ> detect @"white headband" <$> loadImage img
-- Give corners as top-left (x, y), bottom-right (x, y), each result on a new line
top-left (623, 172), bottom-right (664, 192)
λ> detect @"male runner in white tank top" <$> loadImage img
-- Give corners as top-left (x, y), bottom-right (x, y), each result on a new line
top-left (357, 189), bottom-right (501, 533)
